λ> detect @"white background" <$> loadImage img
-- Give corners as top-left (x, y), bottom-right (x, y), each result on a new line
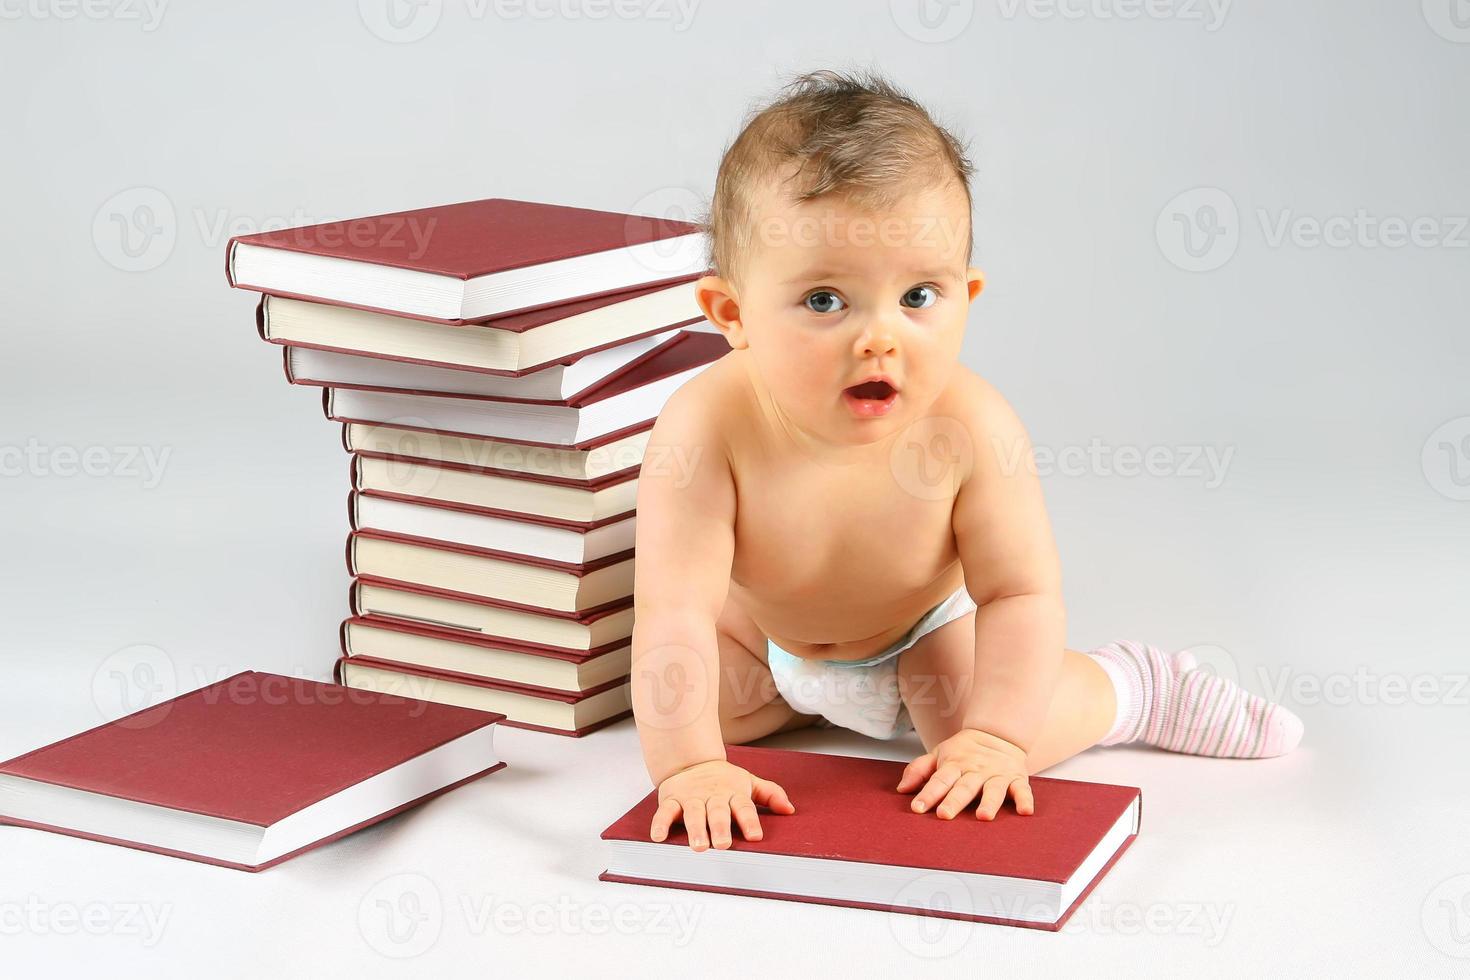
top-left (2, 1), bottom-right (1468, 976)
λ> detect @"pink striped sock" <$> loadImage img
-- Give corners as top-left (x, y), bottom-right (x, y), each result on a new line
top-left (1087, 640), bottom-right (1304, 758)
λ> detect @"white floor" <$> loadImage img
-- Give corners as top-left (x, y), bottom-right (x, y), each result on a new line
top-left (2, 445), bottom-right (1466, 980)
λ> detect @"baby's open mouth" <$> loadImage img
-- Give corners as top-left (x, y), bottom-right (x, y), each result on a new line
top-left (845, 379), bottom-right (896, 400)
top-left (841, 377), bottom-right (900, 417)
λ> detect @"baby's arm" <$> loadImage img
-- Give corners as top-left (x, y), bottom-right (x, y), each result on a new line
top-left (899, 377), bottom-right (1067, 819)
top-left (630, 384), bottom-right (794, 850)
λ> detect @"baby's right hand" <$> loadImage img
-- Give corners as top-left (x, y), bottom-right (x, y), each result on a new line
top-left (649, 759), bottom-right (795, 851)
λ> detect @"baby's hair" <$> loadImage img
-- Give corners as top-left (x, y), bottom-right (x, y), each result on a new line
top-left (704, 67), bottom-right (975, 286)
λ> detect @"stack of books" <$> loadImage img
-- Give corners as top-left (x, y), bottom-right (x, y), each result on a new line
top-left (227, 197), bottom-right (725, 735)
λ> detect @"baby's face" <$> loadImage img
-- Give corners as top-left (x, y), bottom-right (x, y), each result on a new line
top-left (704, 176), bottom-right (983, 448)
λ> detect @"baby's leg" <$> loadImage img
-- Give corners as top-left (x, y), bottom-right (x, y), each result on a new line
top-left (899, 623), bottom-right (1305, 764)
top-left (896, 614), bottom-right (1115, 771)
top-left (713, 589), bottom-right (819, 744)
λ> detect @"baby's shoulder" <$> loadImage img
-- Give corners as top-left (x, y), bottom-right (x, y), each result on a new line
top-left (644, 348), bottom-right (744, 452)
top-left (935, 364), bottom-right (1024, 437)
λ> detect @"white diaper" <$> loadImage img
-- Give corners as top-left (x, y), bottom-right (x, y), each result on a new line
top-left (765, 587), bottom-right (978, 740)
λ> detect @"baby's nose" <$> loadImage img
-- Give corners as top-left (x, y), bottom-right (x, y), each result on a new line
top-left (855, 321), bottom-right (898, 358)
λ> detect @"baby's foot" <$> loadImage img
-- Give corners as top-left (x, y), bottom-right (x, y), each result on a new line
top-left (1088, 640), bottom-right (1304, 758)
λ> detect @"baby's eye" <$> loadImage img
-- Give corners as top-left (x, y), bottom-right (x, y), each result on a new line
top-left (901, 285), bottom-right (938, 309)
top-left (803, 290), bottom-right (846, 314)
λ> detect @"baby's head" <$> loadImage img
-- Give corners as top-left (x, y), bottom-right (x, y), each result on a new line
top-left (696, 69), bottom-right (984, 447)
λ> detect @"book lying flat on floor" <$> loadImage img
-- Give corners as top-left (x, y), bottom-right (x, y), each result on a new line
top-left (351, 578), bottom-right (634, 650)
top-left (599, 746), bottom-right (1141, 932)
top-left (0, 671), bottom-right (505, 872)
top-left (342, 422), bottom-right (651, 484)
top-left (227, 197), bottom-right (708, 323)
top-left (284, 327), bottom-right (685, 400)
top-left (259, 283), bottom-right (702, 375)
top-left (323, 329), bottom-right (727, 448)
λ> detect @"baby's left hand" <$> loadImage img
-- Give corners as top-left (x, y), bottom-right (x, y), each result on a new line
top-left (897, 728), bottom-right (1035, 820)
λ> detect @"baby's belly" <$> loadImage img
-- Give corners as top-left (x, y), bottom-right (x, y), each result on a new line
top-left (730, 566), bottom-right (966, 664)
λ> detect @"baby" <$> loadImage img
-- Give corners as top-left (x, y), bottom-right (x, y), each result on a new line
top-left (631, 70), bottom-right (1303, 851)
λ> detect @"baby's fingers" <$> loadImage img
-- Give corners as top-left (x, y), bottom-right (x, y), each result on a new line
top-left (936, 771), bottom-right (986, 819)
top-left (897, 753), bottom-right (937, 794)
top-left (682, 799), bottom-right (710, 851)
top-left (707, 798), bottom-right (734, 850)
top-left (750, 776), bottom-right (796, 814)
top-left (731, 795), bottom-right (764, 841)
top-left (1009, 776), bottom-right (1035, 816)
top-left (975, 774), bottom-right (1012, 821)
top-left (650, 797), bottom-right (682, 842)
top-left (911, 764), bottom-right (961, 814)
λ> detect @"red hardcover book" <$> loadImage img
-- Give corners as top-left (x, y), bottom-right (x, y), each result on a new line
top-left (350, 577), bottom-right (635, 642)
top-left (0, 671), bottom-right (504, 872)
top-left (349, 490), bottom-right (635, 566)
top-left (599, 746), bottom-right (1141, 932)
top-left (226, 197), bottom-right (707, 322)
top-left (281, 323), bottom-right (689, 395)
top-left (341, 419), bottom-right (652, 484)
top-left (260, 285), bottom-right (704, 377)
top-left (335, 656), bottom-right (631, 738)
top-left (350, 453), bottom-right (637, 527)
top-left (322, 329), bottom-right (728, 449)
top-left (347, 530), bottom-right (635, 614)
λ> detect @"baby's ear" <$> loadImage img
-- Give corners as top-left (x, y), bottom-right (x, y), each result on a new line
top-left (966, 267), bottom-right (986, 302)
top-left (694, 275), bottom-right (748, 349)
